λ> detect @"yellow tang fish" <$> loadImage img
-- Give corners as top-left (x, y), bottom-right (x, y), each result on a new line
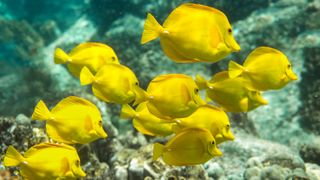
top-left (138, 74), bottom-right (205, 119)
top-left (141, 3), bottom-right (240, 63)
top-left (173, 104), bottom-right (235, 144)
top-left (196, 72), bottom-right (268, 112)
top-left (120, 103), bottom-right (175, 136)
top-left (80, 64), bottom-right (147, 105)
top-left (228, 46), bottom-right (298, 91)
top-left (153, 128), bottom-right (222, 166)
top-left (54, 42), bottom-right (119, 77)
top-left (3, 143), bottom-right (86, 180)
top-left (32, 96), bottom-right (107, 144)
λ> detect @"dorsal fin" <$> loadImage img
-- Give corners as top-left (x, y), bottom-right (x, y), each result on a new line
top-left (152, 74), bottom-right (190, 83)
top-left (69, 42), bottom-right (110, 55)
top-left (210, 71), bottom-right (229, 83)
top-left (180, 3), bottom-right (227, 17)
top-left (24, 143), bottom-right (75, 157)
top-left (51, 96), bottom-right (97, 113)
top-left (244, 46), bottom-right (282, 66)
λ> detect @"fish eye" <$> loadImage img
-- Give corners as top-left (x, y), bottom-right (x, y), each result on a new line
top-left (76, 160), bottom-right (80, 166)
top-left (99, 120), bottom-right (102, 126)
top-left (211, 141), bottom-right (215, 145)
top-left (226, 124), bottom-right (230, 130)
top-left (228, 28), bottom-right (232, 33)
top-left (287, 64), bottom-right (291, 69)
top-left (194, 88), bottom-right (199, 94)
top-left (111, 56), bottom-right (116, 61)
top-left (135, 82), bottom-right (139, 86)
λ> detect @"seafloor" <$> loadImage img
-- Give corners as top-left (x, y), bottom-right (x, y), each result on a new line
top-left (0, 0), bottom-right (320, 179)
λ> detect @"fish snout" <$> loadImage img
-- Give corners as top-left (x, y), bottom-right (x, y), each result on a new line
top-left (96, 128), bottom-right (108, 138)
top-left (213, 147), bottom-right (223, 157)
top-left (225, 35), bottom-right (241, 52)
top-left (287, 70), bottom-right (298, 81)
top-left (258, 96), bottom-right (268, 105)
top-left (231, 41), bottom-right (241, 52)
top-left (226, 131), bottom-right (235, 141)
top-left (77, 168), bottom-right (87, 177)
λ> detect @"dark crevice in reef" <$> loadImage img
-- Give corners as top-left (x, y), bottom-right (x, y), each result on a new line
top-left (299, 47), bottom-right (320, 135)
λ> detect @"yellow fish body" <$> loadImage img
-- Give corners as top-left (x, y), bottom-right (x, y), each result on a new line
top-left (32, 96), bottom-right (107, 144)
top-left (228, 46), bottom-right (298, 91)
top-left (120, 103), bottom-right (175, 136)
top-left (142, 74), bottom-right (205, 119)
top-left (141, 3), bottom-right (240, 63)
top-left (174, 104), bottom-right (235, 144)
top-left (196, 72), bottom-right (268, 112)
top-left (54, 42), bottom-right (119, 77)
top-left (153, 128), bottom-right (222, 166)
top-left (4, 143), bottom-right (86, 180)
top-left (80, 64), bottom-right (147, 105)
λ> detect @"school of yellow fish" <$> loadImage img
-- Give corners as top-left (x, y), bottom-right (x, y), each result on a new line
top-left (3, 3), bottom-right (298, 179)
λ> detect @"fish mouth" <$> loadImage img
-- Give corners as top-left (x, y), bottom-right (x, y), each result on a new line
top-left (208, 145), bottom-right (223, 157)
top-left (225, 131), bottom-right (235, 141)
top-left (256, 95), bottom-right (268, 105)
top-left (72, 164), bottom-right (86, 177)
top-left (96, 128), bottom-right (108, 138)
top-left (224, 34), bottom-right (241, 52)
top-left (286, 70), bottom-right (298, 80)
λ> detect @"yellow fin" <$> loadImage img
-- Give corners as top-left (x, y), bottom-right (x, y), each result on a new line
top-left (67, 63), bottom-right (82, 78)
top-left (160, 39), bottom-right (195, 63)
top-left (133, 86), bottom-right (149, 106)
top-left (61, 157), bottom-right (71, 175)
top-left (31, 100), bottom-right (53, 121)
top-left (244, 46), bottom-right (281, 66)
top-left (171, 123), bottom-right (182, 134)
top-left (46, 123), bottom-right (72, 144)
top-left (180, 3), bottom-right (226, 17)
top-left (27, 143), bottom-right (74, 152)
top-left (240, 98), bottom-right (249, 112)
top-left (228, 61), bottom-right (245, 78)
top-left (51, 96), bottom-right (97, 113)
top-left (4, 146), bottom-right (24, 167)
top-left (84, 116), bottom-right (94, 132)
top-left (120, 104), bottom-right (136, 119)
top-left (54, 48), bottom-right (71, 64)
top-left (211, 71), bottom-right (229, 83)
top-left (69, 42), bottom-right (108, 55)
top-left (92, 87), bottom-right (110, 102)
top-left (195, 74), bottom-right (208, 90)
top-left (153, 143), bottom-right (164, 161)
top-left (80, 67), bottom-right (95, 86)
top-left (141, 13), bottom-right (164, 44)
top-left (133, 119), bottom-right (155, 136)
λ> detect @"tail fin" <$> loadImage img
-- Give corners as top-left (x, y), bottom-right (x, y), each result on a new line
top-left (120, 104), bottom-right (136, 119)
top-left (133, 86), bottom-right (149, 106)
top-left (141, 13), bottom-right (164, 44)
top-left (54, 48), bottom-right (71, 64)
top-left (153, 143), bottom-right (164, 161)
top-left (80, 67), bottom-right (95, 86)
top-left (228, 61), bottom-right (245, 78)
top-left (195, 74), bottom-right (209, 90)
top-left (32, 100), bottom-right (52, 120)
top-left (4, 146), bottom-right (24, 167)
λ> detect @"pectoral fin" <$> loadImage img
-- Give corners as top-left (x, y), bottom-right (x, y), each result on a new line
top-left (239, 98), bottom-right (249, 112)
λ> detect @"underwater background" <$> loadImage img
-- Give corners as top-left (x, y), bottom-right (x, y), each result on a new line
top-left (0, 0), bottom-right (320, 179)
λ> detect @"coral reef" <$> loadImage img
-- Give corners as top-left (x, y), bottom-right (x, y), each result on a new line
top-left (299, 47), bottom-right (320, 135)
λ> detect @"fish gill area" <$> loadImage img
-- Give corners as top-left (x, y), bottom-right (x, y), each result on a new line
top-left (0, 0), bottom-right (320, 179)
